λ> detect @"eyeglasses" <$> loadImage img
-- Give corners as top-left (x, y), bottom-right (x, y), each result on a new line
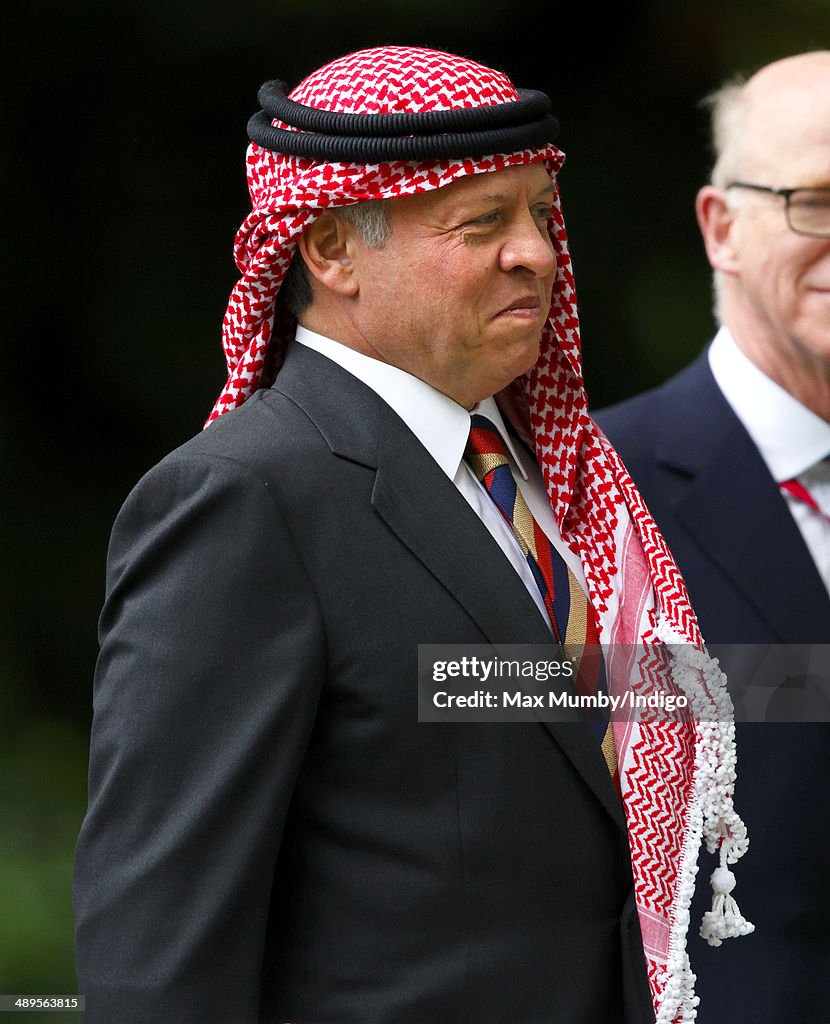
top-left (727, 181), bottom-right (830, 238)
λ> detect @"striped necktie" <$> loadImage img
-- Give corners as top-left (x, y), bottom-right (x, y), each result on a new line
top-left (465, 414), bottom-right (619, 786)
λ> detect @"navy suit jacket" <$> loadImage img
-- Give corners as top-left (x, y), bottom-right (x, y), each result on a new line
top-left (596, 350), bottom-right (830, 1024)
top-left (74, 343), bottom-right (653, 1024)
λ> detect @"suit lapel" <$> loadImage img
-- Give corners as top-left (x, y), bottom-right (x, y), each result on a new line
top-left (656, 354), bottom-right (830, 642)
top-left (372, 400), bottom-right (552, 645)
top-left (276, 342), bottom-right (626, 828)
top-left (372, 402), bottom-right (625, 828)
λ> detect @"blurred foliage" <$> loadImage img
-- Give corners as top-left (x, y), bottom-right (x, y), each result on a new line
top-left (2, 0), bottom-right (828, 1008)
top-left (0, 695), bottom-right (85, 1021)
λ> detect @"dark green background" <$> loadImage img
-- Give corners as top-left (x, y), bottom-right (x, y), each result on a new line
top-left (3, 0), bottom-right (828, 1016)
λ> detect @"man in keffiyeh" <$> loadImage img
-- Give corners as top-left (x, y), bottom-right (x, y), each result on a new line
top-left (74, 46), bottom-right (751, 1024)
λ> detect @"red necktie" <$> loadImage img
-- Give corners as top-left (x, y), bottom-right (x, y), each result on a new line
top-left (780, 472), bottom-right (830, 524)
top-left (465, 414), bottom-right (619, 786)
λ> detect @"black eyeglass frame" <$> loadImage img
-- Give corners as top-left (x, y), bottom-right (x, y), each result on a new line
top-left (727, 181), bottom-right (830, 239)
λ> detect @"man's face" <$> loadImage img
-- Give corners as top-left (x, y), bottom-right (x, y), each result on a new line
top-left (730, 183), bottom-right (830, 373)
top-left (349, 163), bottom-right (557, 408)
top-left (717, 62), bottom-right (830, 384)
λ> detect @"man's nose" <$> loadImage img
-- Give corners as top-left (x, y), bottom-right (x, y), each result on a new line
top-left (500, 213), bottom-right (557, 277)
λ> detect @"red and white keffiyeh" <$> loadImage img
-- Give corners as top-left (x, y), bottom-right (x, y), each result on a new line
top-left (209, 45), bottom-right (751, 1023)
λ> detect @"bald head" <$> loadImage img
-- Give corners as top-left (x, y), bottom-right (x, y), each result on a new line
top-left (710, 51), bottom-right (830, 188)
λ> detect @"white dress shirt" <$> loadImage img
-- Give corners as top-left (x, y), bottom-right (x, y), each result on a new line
top-left (709, 325), bottom-right (830, 590)
top-left (295, 326), bottom-right (587, 629)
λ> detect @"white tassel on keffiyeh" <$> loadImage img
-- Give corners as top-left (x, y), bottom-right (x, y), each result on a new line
top-left (700, 843), bottom-right (755, 947)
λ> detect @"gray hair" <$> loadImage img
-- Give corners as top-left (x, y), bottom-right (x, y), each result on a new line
top-left (280, 199), bottom-right (392, 318)
top-left (699, 73), bottom-right (748, 322)
top-left (701, 75), bottom-right (748, 189)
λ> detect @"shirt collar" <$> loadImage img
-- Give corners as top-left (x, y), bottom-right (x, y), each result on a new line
top-left (708, 325), bottom-right (830, 481)
top-left (295, 326), bottom-right (530, 481)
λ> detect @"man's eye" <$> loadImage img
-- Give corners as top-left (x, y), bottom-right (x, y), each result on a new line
top-left (533, 204), bottom-right (554, 221)
top-left (793, 194), bottom-right (830, 210)
top-left (469, 212), bottom-right (499, 225)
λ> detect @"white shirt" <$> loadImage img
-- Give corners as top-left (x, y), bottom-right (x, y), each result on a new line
top-left (295, 325), bottom-right (587, 629)
top-left (709, 325), bottom-right (830, 590)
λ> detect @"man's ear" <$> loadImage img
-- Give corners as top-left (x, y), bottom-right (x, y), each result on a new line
top-left (696, 185), bottom-right (740, 275)
top-left (298, 212), bottom-right (359, 298)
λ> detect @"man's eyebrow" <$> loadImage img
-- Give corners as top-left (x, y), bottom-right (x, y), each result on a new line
top-left (477, 184), bottom-right (556, 204)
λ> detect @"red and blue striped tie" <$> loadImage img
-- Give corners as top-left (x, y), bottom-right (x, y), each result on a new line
top-left (465, 414), bottom-right (619, 786)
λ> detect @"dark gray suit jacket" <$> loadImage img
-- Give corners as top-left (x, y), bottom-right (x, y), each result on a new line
top-left (596, 350), bottom-right (830, 1024)
top-left (74, 342), bottom-right (652, 1024)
